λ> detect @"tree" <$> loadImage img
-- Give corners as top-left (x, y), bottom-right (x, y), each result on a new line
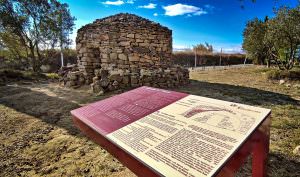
top-left (242, 17), bottom-right (269, 66)
top-left (243, 4), bottom-right (300, 70)
top-left (0, 0), bottom-right (75, 72)
top-left (193, 42), bottom-right (213, 55)
top-left (0, 31), bottom-right (27, 61)
top-left (265, 6), bottom-right (300, 70)
top-left (45, 1), bottom-right (75, 67)
top-left (193, 42), bottom-right (213, 67)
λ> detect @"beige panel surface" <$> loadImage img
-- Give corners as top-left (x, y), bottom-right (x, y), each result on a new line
top-left (107, 95), bottom-right (271, 177)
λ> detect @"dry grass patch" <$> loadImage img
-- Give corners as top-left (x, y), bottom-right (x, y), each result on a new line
top-left (0, 66), bottom-right (299, 177)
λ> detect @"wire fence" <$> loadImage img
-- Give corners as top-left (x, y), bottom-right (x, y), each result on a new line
top-left (188, 64), bottom-right (254, 72)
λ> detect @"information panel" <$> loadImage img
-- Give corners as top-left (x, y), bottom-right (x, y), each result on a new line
top-left (71, 86), bottom-right (271, 177)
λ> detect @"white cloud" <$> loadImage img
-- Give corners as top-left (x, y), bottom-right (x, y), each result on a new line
top-left (173, 44), bottom-right (191, 51)
top-left (138, 3), bottom-right (156, 9)
top-left (214, 45), bottom-right (244, 54)
top-left (102, 0), bottom-right (124, 6)
top-left (163, 3), bottom-right (207, 16)
top-left (204, 4), bottom-right (215, 10)
top-left (153, 13), bottom-right (158, 16)
top-left (126, 0), bottom-right (134, 4)
top-left (193, 10), bottom-right (207, 16)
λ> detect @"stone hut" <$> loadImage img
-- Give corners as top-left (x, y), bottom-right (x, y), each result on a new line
top-left (63, 13), bottom-right (189, 93)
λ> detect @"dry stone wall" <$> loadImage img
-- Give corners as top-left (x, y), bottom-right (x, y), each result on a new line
top-left (62, 13), bottom-right (189, 93)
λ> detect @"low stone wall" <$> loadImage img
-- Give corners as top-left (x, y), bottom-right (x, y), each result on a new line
top-left (90, 66), bottom-right (189, 94)
top-left (60, 65), bottom-right (189, 94)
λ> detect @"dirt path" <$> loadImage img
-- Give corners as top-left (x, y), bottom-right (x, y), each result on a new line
top-left (0, 66), bottom-right (299, 177)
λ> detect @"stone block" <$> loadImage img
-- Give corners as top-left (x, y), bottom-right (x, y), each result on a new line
top-left (127, 34), bottom-right (135, 38)
top-left (110, 53), bottom-right (118, 60)
top-left (119, 41), bottom-right (130, 46)
top-left (100, 69), bottom-right (109, 78)
top-left (101, 53), bottom-right (108, 58)
top-left (128, 55), bottom-right (140, 62)
top-left (109, 74), bottom-right (122, 82)
top-left (91, 82), bottom-right (104, 94)
top-left (139, 43), bottom-right (149, 47)
top-left (118, 54), bottom-right (127, 60)
top-left (130, 76), bottom-right (138, 84)
top-left (93, 76), bottom-right (99, 83)
top-left (136, 39), bottom-right (143, 43)
top-left (100, 78), bottom-right (110, 88)
top-left (122, 76), bottom-right (130, 84)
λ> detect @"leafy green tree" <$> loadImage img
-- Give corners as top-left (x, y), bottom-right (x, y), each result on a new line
top-left (0, 31), bottom-right (27, 61)
top-left (265, 6), bottom-right (300, 70)
top-left (242, 17), bottom-right (269, 66)
top-left (44, 1), bottom-right (75, 67)
top-left (243, 4), bottom-right (300, 70)
top-left (0, 0), bottom-right (75, 72)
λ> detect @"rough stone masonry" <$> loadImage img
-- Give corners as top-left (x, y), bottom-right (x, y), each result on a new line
top-left (60, 13), bottom-right (189, 93)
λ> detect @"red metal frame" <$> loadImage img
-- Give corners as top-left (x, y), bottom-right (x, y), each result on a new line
top-left (72, 115), bottom-right (270, 177)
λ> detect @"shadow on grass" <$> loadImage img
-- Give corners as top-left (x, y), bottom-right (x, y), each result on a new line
top-left (266, 152), bottom-right (300, 177)
top-left (176, 80), bottom-right (299, 107)
top-left (0, 83), bottom-right (123, 135)
top-left (0, 80), bottom-right (298, 135)
top-left (0, 81), bottom-right (299, 176)
top-left (0, 85), bottom-right (81, 135)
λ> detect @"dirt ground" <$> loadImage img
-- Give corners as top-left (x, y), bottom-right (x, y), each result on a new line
top-left (0, 66), bottom-right (299, 177)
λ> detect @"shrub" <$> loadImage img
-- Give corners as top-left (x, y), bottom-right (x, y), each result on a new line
top-left (0, 69), bottom-right (25, 79)
top-left (0, 69), bottom-right (47, 81)
top-left (266, 70), bottom-right (281, 80)
top-left (266, 69), bottom-right (300, 80)
top-left (23, 71), bottom-right (46, 80)
top-left (46, 73), bottom-right (59, 80)
top-left (286, 70), bottom-right (300, 80)
top-left (256, 67), bottom-right (271, 73)
top-left (0, 49), bottom-right (77, 72)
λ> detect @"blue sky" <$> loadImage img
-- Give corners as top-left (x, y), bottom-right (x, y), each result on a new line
top-left (59, 0), bottom-right (298, 53)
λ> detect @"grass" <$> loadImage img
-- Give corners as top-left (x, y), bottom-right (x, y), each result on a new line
top-left (45, 73), bottom-right (59, 80)
top-left (0, 69), bottom-right (47, 81)
top-left (0, 66), bottom-right (299, 177)
top-left (265, 68), bottom-right (300, 80)
top-left (253, 65), bottom-right (300, 81)
top-left (177, 66), bottom-right (300, 176)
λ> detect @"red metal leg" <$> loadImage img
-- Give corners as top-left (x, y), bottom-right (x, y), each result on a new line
top-left (251, 130), bottom-right (269, 177)
top-left (252, 116), bottom-right (271, 177)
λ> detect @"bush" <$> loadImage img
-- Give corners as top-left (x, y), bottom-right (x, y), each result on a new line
top-left (0, 49), bottom-right (77, 72)
top-left (266, 70), bottom-right (281, 80)
top-left (23, 71), bottom-right (47, 80)
top-left (46, 73), bottom-right (59, 80)
top-left (0, 69), bottom-right (25, 79)
top-left (266, 69), bottom-right (300, 80)
top-left (42, 49), bottom-right (77, 72)
top-left (0, 69), bottom-right (47, 81)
